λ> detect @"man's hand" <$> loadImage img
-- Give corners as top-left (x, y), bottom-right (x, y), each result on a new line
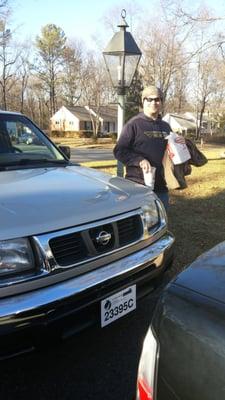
top-left (139, 159), bottom-right (151, 173)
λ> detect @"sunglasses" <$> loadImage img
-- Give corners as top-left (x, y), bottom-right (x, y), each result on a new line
top-left (144, 97), bottom-right (161, 103)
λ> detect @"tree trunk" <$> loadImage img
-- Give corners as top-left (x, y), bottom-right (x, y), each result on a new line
top-left (198, 98), bottom-right (206, 139)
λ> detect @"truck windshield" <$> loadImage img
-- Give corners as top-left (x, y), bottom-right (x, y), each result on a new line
top-left (0, 113), bottom-right (66, 168)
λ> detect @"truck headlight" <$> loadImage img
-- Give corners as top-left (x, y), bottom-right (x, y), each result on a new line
top-left (142, 199), bottom-right (167, 236)
top-left (141, 201), bottom-right (159, 231)
top-left (0, 238), bottom-right (35, 276)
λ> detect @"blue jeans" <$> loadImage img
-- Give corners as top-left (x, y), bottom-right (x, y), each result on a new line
top-left (155, 191), bottom-right (169, 211)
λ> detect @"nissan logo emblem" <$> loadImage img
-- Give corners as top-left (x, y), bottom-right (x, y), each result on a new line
top-left (96, 230), bottom-right (112, 246)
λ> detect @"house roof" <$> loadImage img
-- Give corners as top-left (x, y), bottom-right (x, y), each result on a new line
top-left (164, 113), bottom-right (196, 130)
top-left (66, 106), bottom-right (91, 121)
top-left (67, 105), bottom-right (117, 121)
top-left (86, 105), bottom-right (117, 121)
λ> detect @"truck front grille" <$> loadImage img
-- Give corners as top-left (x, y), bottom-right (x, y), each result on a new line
top-left (117, 215), bottom-right (142, 246)
top-left (49, 232), bottom-right (87, 266)
top-left (49, 213), bottom-right (143, 267)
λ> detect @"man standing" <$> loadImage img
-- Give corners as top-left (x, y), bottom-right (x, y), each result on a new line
top-left (113, 85), bottom-right (171, 210)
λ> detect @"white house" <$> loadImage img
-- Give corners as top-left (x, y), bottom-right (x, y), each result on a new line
top-left (163, 112), bottom-right (216, 135)
top-left (163, 113), bottom-right (196, 135)
top-left (51, 105), bottom-right (117, 133)
top-left (88, 105), bottom-right (117, 134)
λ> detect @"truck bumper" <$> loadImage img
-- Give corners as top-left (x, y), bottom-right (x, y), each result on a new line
top-left (0, 233), bottom-right (174, 358)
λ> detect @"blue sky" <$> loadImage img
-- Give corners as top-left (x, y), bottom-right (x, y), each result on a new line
top-left (11, 0), bottom-right (225, 50)
top-left (12, 0), bottom-right (131, 48)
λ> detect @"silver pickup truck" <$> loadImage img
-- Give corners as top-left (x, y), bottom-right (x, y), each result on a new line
top-left (0, 111), bottom-right (174, 358)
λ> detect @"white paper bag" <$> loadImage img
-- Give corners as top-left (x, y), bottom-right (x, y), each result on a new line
top-left (166, 132), bottom-right (191, 165)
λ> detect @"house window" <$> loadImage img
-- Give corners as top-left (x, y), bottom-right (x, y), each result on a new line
top-left (84, 121), bottom-right (92, 130)
top-left (104, 122), bottom-right (110, 132)
top-left (69, 121), bottom-right (74, 125)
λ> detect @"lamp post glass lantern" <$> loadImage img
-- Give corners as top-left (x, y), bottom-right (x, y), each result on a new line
top-left (103, 9), bottom-right (142, 176)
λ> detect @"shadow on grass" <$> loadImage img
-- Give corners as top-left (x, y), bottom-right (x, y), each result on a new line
top-left (162, 188), bottom-right (225, 287)
top-left (207, 158), bottom-right (225, 161)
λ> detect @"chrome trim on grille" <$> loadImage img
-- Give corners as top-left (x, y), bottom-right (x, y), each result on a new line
top-left (34, 209), bottom-right (145, 271)
top-left (0, 233), bottom-right (174, 321)
top-left (0, 202), bottom-right (167, 289)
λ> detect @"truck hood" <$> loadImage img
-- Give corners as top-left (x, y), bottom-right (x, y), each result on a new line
top-left (0, 165), bottom-right (153, 240)
top-left (173, 241), bottom-right (225, 304)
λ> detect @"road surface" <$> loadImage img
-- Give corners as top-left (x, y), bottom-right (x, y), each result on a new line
top-left (70, 148), bottom-right (114, 163)
top-left (0, 291), bottom-right (161, 400)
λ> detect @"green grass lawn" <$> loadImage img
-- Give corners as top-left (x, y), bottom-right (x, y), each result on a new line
top-left (82, 144), bottom-right (225, 282)
top-left (81, 160), bottom-right (117, 169)
top-left (167, 146), bottom-right (225, 280)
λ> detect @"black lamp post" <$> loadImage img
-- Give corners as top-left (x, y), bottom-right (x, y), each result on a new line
top-left (103, 9), bottom-right (142, 176)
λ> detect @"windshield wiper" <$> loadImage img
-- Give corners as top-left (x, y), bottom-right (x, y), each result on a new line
top-left (19, 158), bottom-right (69, 165)
top-left (0, 158), bottom-right (70, 167)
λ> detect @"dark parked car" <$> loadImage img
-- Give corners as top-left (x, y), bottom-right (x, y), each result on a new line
top-left (136, 241), bottom-right (225, 400)
top-left (0, 111), bottom-right (174, 359)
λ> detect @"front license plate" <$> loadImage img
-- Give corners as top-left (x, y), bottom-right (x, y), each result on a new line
top-left (101, 285), bottom-right (136, 327)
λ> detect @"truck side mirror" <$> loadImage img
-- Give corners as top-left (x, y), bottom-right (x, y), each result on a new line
top-left (58, 145), bottom-right (71, 160)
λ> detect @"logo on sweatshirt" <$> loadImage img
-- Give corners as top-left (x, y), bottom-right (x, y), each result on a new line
top-left (144, 130), bottom-right (167, 138)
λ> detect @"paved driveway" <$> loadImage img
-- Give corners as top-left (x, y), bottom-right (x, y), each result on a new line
top-left (0, 291), bottom-right (160, 400)
top-left (70, 148), bottom-right (114, 163)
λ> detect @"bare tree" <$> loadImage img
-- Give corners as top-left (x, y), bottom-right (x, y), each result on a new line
top-left (169, 0), bottom-right (225, 24)
top-left (0, 21), bottom-right (20, 110)
top-left (0, 0), bottom-right (10, 22)
top-left (91, 1), bottom-right (143, 53)
top-left (139, 20), bottom-right (190, 108)
top-left (102, 1), bottom-right (143, 34)
top-left (138, 0), bottom-right (225, 115)
top-left (61, 41), bottom-right (83, 107)
top-left (166, 65), bottom-right (189, 113)
top-left (25, 76), bottom-right (50, 128)
top-left (15, 45), bottom-right (31, 113)
top-left (81, 53), bottom-right (110, 139)
top-left (194, 50), bottom-right (225, 137)
top-left (35, 24), bottom-right (67, 117)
